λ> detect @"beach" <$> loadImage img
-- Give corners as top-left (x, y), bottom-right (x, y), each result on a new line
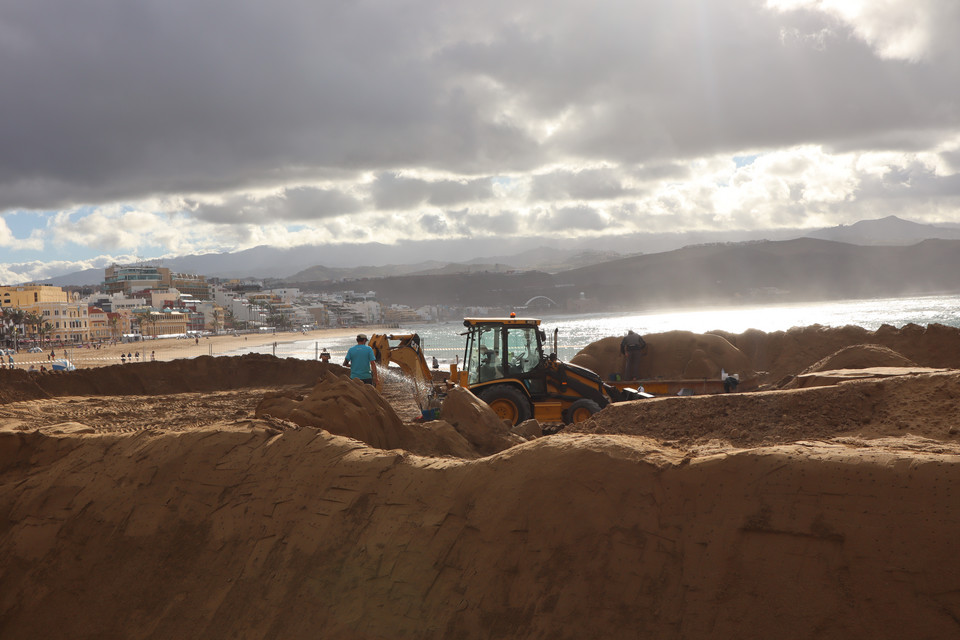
top-left (17, 327), bottom-right (365, 369)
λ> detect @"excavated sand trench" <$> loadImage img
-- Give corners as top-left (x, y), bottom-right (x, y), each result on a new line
top-left (2, 328), bottom-right (960, 639)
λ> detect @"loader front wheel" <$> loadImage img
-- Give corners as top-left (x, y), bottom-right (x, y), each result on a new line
top-left (563, 398), bottom-right (602, 425)
top-left (478, 385), bottom-right (532, 426)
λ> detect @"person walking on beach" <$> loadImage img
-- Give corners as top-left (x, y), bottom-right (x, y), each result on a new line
top-left (343, 333), bottom-right (378, 386)
top-left (620, 330), bottom-right (647, 381)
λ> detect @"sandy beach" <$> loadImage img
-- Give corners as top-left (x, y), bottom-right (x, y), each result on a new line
top-left (15, 327), bottom-right (368, 369)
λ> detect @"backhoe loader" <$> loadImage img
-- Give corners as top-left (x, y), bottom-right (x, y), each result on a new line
top-left (450, 317), bottom-right (650, 426)
top-left (372, 320), bottom-right (649, 427)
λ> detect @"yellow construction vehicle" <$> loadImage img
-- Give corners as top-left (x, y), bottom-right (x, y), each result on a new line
top-left (450, 317), bottom-right (650, 426)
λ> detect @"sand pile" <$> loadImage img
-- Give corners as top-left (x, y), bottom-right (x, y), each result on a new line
top-left (570, 324), bottom-right (960, 390)
top-left (256, 372), bottom-right (411, 450)
top-left (255, 373), bottom-right (524, 458)
top-left (438, 386), bottom-right (526, 455)
top-left (569, 331), bottom-right (756, 382)
top-left (0, 353), bottom-right (337, 403)
top-left (571, 369), bottom-right (960, 447)
top-left (715, 322), bottom-right (960, 383)
top-left (800, 343), bottom-right (917, 373)
top-left (768, 344), bottom-right (929, 389)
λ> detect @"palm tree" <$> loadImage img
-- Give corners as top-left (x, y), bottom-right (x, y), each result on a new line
top-left (4, 308), bottom-right (27, 351)
top-left (211, 308), bottom-right (223, 335)
top-left (24, 312), bottom-right (44, 344)
top-left (108, 314), bottom-right (121, 342)
top-left (39, 322), bottom-right (53, 347)
top-left (0, 308), bottom-right (10, 347)
top-left (133, 310), bottom-right (153, 338)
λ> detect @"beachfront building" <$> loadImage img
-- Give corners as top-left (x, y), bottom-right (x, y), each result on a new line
top-left (34, 301), bottom-right (91, 344)
top-left (107, 311), bottom-right (134, 341)
top-left (314, 299), bottom-right (382, 327)
top-left (137, 310), bottom-right (188, 337)
top-left (262, 288), bottom-right (301, 304)
top-left (88, 307), bottom-right (110, 343)
top-left (103, 265), bottom-right (211, 300)
top-left (220, 297), bottom-right (268, 329)
top-left (170, 273), bottom-right (211, 300)
top-left (80, 292), bottom-right (149, 314)
top-left (0, 286), bottom-right (93, 345)
top-left (0, 284), bottom-right (70, 308)
top-left (103, 264), bottom-right (171, 296)
top-left (194, 302), bottom-right (226, 333)
top-left (384, 304), bottom-right (426, 324)
top-left (146, 288), bottom-right (182, 309)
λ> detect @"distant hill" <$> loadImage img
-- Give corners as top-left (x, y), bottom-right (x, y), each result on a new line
top-left (42, 268), bottom-right (108, 287)
top-left (558, 237), bottom-right (960, 309)
top-left (293, 238), bottom-right (960, 310)
top-left (285, 261), bottom-right (451, 283)
top-left (804, 215), bottom-right (960, 245)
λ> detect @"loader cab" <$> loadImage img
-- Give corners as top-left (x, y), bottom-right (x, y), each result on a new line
top-left (462, 318), bottom-right (547, 388)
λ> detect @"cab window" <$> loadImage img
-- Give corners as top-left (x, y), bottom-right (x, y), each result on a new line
top-left (467, 326), bottom-right (503, 384)
top-left (506, 327), bottom-right (540, 375)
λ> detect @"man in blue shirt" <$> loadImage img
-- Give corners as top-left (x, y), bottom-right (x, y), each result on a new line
top-left (343, 333), bottom-right (378, 385)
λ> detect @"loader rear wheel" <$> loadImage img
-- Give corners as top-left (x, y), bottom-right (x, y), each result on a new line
top-left (478, 385), bottom-right (532, 426)
top-left (563, 398), bottom-right (602, 425)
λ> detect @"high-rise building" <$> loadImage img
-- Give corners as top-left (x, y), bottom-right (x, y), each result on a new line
top-left (103, 264), bottom-right (172, 296)
top-left (103, 265), bottom-right (211, 300)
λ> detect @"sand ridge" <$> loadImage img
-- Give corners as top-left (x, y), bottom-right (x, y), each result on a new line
top-left (2, 426), bottom-right (959, 638)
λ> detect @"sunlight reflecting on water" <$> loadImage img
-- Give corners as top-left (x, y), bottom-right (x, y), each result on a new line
top-left (230, 294), bottom-right (960, 364)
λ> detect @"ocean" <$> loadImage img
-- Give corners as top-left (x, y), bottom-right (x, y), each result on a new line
top-left (228, 293), bottom-right (960, 364)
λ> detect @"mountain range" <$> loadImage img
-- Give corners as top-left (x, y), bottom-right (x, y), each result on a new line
top-left (290, 236), bottom-right (960, 310)
top-left (39, 216), bottom-right (960, 294)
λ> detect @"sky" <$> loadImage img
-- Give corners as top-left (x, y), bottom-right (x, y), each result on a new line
top-left (1, 0), bottom-right (959, 284)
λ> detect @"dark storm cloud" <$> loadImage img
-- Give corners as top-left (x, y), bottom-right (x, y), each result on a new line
top-left (445, 208), bottom-right (521, 236)
top-left (0, 0), bottom-right (958, 218)
top-left (189, 187), bottom-right (362, 224)
top-left (546, 205), bottom-right (610, 231)
top-left (528, 168), bottom-right (636, 202)
top-left (857, 161), bottom-right (960, 201)
top-left (371, 174), bottom-right (495, 210)
top-left (418, 213), bottom-right (449, 235)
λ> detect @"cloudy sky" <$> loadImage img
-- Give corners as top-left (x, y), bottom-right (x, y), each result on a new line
top-left (2, 0), bottom-right (959, 283)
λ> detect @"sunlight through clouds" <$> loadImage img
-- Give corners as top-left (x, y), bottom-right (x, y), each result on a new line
top-left (767, 0), bottom-right (952, 61)
top-left (1, 0), bottom-right (958, 282)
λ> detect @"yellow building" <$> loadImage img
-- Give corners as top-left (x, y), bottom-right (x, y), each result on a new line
top-left (0, 284), bottom-right (69, 308)
top-left (88, 307), bottom-right (110, 343)
top-left (0, 285), bottom-right (90, 345)
top-left (34, 302), bottom-right (90, 344)
top-left (107, 311), bottom-right (134, 341)
top-left (138, 311), bottom-right (188, 337)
